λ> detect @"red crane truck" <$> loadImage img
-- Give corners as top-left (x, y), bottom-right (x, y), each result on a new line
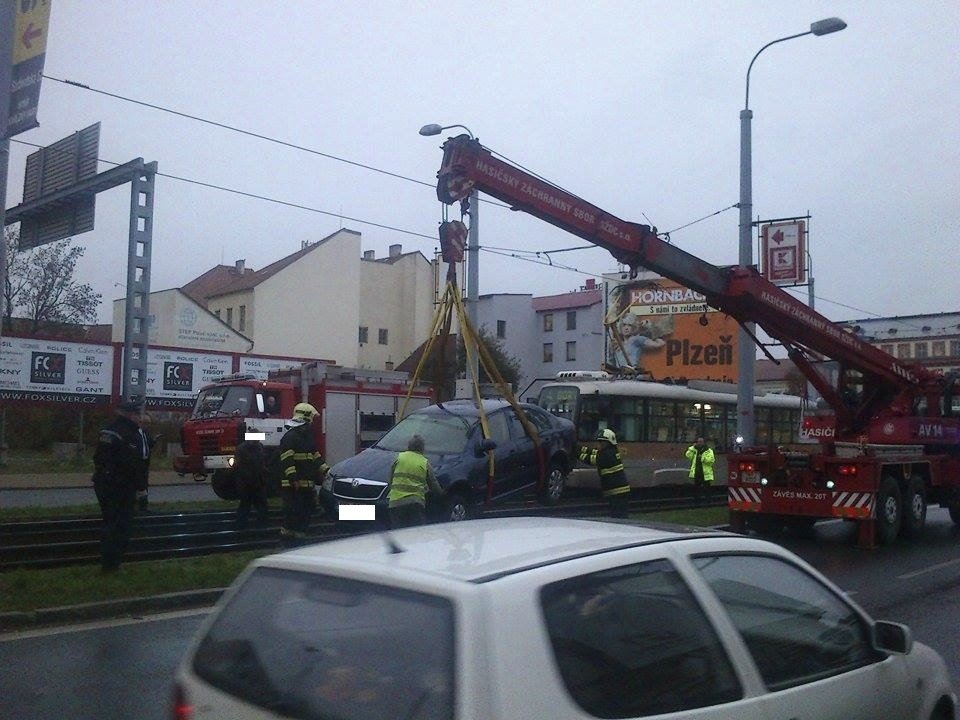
top-left (173, 362), bottom-right (431, 499)
top-left (430, 133), bottom-right (960, 547)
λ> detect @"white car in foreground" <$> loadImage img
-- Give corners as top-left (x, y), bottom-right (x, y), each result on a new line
top-left (173, 518), bottom-right (956, 720)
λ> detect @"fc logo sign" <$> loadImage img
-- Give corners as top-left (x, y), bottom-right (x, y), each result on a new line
top-left (163, 362), bottom-right (194, 391)
top-left (30, 352), bottom-right (66, 384)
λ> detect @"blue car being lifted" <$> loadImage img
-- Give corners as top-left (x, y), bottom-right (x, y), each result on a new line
top-left (321, 399), bottom-right (577, 523)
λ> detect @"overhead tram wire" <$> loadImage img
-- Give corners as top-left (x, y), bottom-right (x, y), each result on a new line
top-left (21, 82), bottom-right (911, 326)
top-left (42, 75), bottom-right (512, 211)
top-left (9, 138), bottom-right (436, 242)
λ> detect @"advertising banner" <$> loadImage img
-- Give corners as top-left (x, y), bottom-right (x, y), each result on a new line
top-left (604, 277), bottom-right (740, 382)
top-left (0, 336), bottom-right (113, 405)
top-left (239, 355), bottom-right (313, 380)
top-left (137, 348), bottom-right (233, 408)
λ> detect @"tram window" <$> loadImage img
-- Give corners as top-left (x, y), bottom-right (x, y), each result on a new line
top-left (649, 400), bottom-right (680, 442)
top-left (769, 408), bottom-right (796, 444)
top-left (702, 404), bottom-right (723, 447)
top-left (755, 409), bottom-right (771, 445)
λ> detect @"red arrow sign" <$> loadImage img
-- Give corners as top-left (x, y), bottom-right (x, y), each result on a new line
top-left (21, 23), bottom-right (43, 50)
top-left (772, 228), bottom-right (784, 244)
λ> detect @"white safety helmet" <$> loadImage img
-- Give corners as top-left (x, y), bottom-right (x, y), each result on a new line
top-left (596, 428), bottom-right (617, 445)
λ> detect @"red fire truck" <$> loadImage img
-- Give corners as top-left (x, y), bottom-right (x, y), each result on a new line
top-left (430, 133), bottom-right (960, 547)
top-left (173, 362), bottom-right (431, 499)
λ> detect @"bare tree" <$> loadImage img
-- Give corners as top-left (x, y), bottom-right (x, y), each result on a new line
top-left (3, 227), bottom-right (101, 333)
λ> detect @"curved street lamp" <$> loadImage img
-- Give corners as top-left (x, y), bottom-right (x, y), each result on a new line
top-left (736, 17), bottom-right (846, 446)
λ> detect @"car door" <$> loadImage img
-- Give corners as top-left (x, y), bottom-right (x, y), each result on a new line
top-left (505, 407), bottom-right (540, 490)
top-left (689, 553), bottom-right (917, 720)
top-left (485, 409), bottom-right (527, 500)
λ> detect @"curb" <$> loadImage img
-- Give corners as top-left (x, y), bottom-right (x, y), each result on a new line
top-left (0, 587), bottom-right (225, 633)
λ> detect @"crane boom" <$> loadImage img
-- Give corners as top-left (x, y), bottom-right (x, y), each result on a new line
top-left (434, 134), bottom-right (932, 436)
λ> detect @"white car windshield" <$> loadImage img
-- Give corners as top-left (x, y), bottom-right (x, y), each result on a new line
top-left (375, 411), bottom-right (474, 454)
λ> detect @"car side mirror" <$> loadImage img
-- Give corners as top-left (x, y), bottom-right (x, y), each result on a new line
top-left (872, 620), bottom-right (912, 655)
top-left (255, 395), bottom-right (266, 417)
top-left (476, 438), bottom-right (497, 456)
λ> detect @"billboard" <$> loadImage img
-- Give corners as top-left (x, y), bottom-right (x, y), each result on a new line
top-left (603, 276), bottom-right (739, 383)
top-left (0, 336), bottom-right (113, 405)
top-left (134, 347), bottom-right (234, 408)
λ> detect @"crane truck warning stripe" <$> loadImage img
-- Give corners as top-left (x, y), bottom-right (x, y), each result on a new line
top-left (832, 491), bottom-right (874, 519)
top-left (728, 486), bottom-right (762, 511)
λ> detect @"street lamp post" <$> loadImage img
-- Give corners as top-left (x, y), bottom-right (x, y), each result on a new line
top-left (736, 17), bottom-right (846, 447)
top-left (420, 123), bottom-right (480, 385)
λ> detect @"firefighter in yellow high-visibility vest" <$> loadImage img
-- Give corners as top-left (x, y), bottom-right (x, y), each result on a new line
top-left (578, 428), bottom-right (630, 518)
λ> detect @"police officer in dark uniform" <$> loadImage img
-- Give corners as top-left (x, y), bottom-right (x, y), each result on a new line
top-left (93, 398), bottom-right (148, 572)
top-left (279, 403), bottom-right (329, 546)
top-left (234, 437), bottom-right (269, 529)
top-left (578, 428), bottom-right (631, 518)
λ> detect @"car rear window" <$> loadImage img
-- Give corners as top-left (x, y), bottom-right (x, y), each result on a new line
top-left (192, 567), bottom-right (455, 720)
top-left (540, 559), bottom-right (742, 718)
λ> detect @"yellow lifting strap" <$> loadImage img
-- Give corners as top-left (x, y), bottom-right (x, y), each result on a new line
top-left (397, 280), bottom-right (545, 488)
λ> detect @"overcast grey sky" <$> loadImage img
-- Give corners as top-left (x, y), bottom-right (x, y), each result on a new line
top-left (6, 0), bottom-right (959, 326)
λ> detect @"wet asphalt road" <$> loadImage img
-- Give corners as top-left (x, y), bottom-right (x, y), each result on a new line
top-left (0, 495), bottom-right (957, 718)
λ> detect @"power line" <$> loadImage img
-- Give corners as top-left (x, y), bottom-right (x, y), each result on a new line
top-left (10, 138), bottom-right (437, 241)
top-left (18, 82), bottom-right (923, 325)
top-left (44, 74), bottom-right (514, 211)
top-left (45, 74), bottom-right (435, 190)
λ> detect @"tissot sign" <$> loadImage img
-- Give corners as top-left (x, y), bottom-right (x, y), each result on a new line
top-left (761, 221), bottom-right (806, 285)
top-left (0, 337), bottom-right (113, 404)
top-left (134, 348), bottom-right (233, 408)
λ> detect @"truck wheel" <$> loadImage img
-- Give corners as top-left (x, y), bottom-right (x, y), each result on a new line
top-left (211, 470), bottom-right (238, 501)
top-left (539, 462), bottom-right (566, 506)
top-left (900, 475), bottom-right (927, 538)
top-left (875, 476), bottom-right (901, 545)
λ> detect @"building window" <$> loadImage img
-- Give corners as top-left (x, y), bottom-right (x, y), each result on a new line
top-left (543, 343), bottom-right (554, 363)
top-left (543, 313), bottom-right (554, 332)
top-left (951, 340), bottom-right (960, 357)
top-left (214, 309), bottom-right (221, 319)
top-left (497, 320), bottom-right (506, 339)
top-left (566, 341), bottom-right (576, 361)
top-left (897, 343), bottom-right (911, 359)
top-left (226, 307), bottom-right (233, 327)
top-left (378, 328), bottom-right (388, 345)
top-left (566, 311), bottom-right (577, 331)
top-left (932, 341), bottom-right (945, 357)
top-left (359, 326), bottom-right (368, 344)
top-left (880, 344), bottom-right (894, 355)
top-left (914, 342), bottom-right (928, 359)
top-left (239, 305), bottom-right (246, 332)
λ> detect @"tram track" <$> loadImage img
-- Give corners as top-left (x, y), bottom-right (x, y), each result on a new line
top-left (0, 486), bottom-right (727, 571)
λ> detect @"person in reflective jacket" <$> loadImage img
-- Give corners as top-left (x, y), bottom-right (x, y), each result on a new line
top-left (578, 428), bottom-right (630, 518)
top-left (685, 436), bottom-right (715, 501)
top-left (92, 398), bottom-right (148, 572)
top-left (279, 403), bottom-right (328, 545)
top-left (387, 434), bottom-right (445, 528)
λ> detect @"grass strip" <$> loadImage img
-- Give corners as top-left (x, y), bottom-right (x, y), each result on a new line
top-left (0, 551), bottom-right (271, 613)
top-left (0, 506), bottom-right (730, 613)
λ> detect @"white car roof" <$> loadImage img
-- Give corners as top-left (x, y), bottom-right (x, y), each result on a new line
top-left (259, 517), bottom-right (732, 584)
